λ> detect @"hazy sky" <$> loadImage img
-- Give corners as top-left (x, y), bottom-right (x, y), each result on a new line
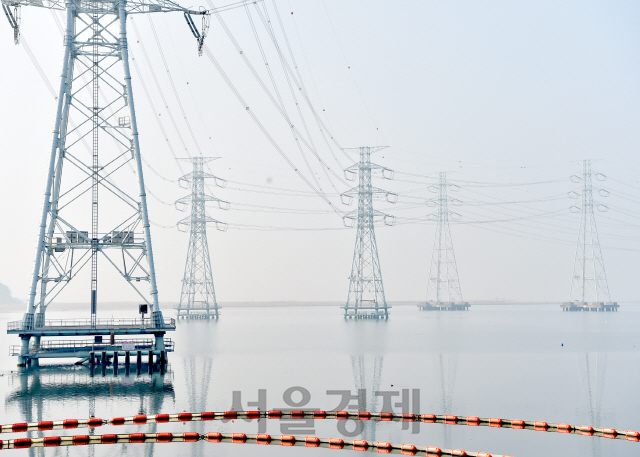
top-left (1, 1), bottom-right (639, 310)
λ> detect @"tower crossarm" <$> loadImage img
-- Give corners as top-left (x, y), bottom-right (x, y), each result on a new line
top-left (175, 194), bottom-right (227, 205)
top-left (343, 209), bottom-right (395, 227)
top-left (342, 186), bottom-right (391, 196)
top-left (177, 214), bottom-right (224, 226)
top-left (1, 0), bottom-right (233, 15)
top-left (341, 186), bottom-right (397, 205)
top-left (179, 171), bottom-right (222, 181)
top-left (344, 162), bottom-right (393, 180)
top-left (178, 171), bottom-right (226, 187)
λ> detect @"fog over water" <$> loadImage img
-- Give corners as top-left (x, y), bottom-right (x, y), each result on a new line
top-left (2, 304), bottom-right (639, 457)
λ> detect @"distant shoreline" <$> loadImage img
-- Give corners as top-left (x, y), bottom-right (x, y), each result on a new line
top-left (0, 300), bottom-right (635, 312)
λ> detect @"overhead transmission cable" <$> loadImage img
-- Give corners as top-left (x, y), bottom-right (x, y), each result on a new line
top-left (284, 0), bottom-right (341, 156)
top-left (20, 35), bottom-right (58, 99)
top-left (201, 42), bottom-right (343, 215)
top-left (319, 0), bottom-right (383, 143)
top-left (251, 1), bottom-right (345, 194)
top-left (208, 0), bottom-right (350, 169)
top-left (253, 1), bottom-right (349, 177)
top-left (259, 1), bottom-right (351, 163)
top-left (201, 5), bottom-right (346, 215)
top-left (158, 15), bottom-right (229, 187)
top-left (147, 16), bottom-right (202, 157)
top-left (242, 2), bottom-right (326, 195)
top-left (131, 18), bottom-right (188, 174)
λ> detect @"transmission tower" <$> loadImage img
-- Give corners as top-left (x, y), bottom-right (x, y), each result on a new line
top-left (420, 172), bottom-right (468, 311)
top-left (565, 160), bottom-right (617, 312)
top-left (175, 157), bottom-right (228, 320)
top-left (3, 0), bottom-right (219, 366)
top-left (341, 146), bottom-right (396, 319)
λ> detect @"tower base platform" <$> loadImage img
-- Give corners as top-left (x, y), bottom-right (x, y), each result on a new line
top-left (8, 317), bottom-right (175, 366)
top-left (418, 301), bottom-right (470, 311)
top-left (10, 338), bottom-right (174, 361)
top-left (175, 307), bottom-right (219, 320)
top-left (342, 306), bottom-right (390, 320)
top-left (561, 302), bottom-right (619, 312)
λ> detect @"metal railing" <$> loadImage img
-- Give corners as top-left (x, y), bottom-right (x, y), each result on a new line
top-left (7, 317), bottom-right (176, 331)
top-left (9, 338), bottom-right (174, 356)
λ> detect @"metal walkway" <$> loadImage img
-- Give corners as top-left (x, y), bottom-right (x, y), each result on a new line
top-left (8, 318), bottom-right (176, 337)
top-left (10, 338), bottom-right (174, 359)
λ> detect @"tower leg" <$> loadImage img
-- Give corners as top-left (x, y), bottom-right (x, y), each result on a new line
top-left (24, 3), bottom-right (74, 330)
top-left (118, 0), bottom-right (164, 322)
top-left (17, 336), bottom-right (30, 367)
top-left (31, 336), bottom-right (41, 367)
top-left (154, 333), bottom-right (165, 351)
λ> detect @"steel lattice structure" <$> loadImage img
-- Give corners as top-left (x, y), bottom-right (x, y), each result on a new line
top-left (2, 0), bottom-right (225, 365)
top-left (341, 146), bottom-right (396, 319)
top-left (569, 160), bottom-right (611, 304)
top-left (175, 157), bottom-right (227, 320)
top-left (423, 172), bottom-right (466, 309)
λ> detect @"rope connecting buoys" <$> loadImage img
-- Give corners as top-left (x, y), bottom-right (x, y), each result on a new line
top-left (0, 410), bottom-right (637, 443)
top-left (0, 431), bottom-right (507, 456)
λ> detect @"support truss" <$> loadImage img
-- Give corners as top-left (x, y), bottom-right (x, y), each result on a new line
top-left (421, 172), bottom-right (468, 311)
top-left (176, 157), bottom-right (227, 320)
top-left (569, 160), bottom-right (612, 305)
top-left (341, 146), bottom-right (396, 319)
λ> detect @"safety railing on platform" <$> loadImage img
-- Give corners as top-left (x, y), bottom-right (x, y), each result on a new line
top-left (7, 318), bottom-right (176, 332)
top-left (9, 339), bottom-right (174, 356)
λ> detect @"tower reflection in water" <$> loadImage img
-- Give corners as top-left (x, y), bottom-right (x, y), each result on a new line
top-left (5, 364), bottom-right (174, 457)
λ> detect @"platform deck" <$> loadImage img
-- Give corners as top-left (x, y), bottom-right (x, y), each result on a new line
top-left (7, 318), bottom-right (176, 337)
top-left (418, 302), bottom-right (470, 311)
top-left (9, 338), bottom-right (174, 359)
top-left (561, 302), bottom-right (619, 312)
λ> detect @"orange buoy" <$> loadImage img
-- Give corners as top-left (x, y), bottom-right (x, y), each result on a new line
top-left (63, 419), bottom-right (79, 429)
top-left (43, 436), bottom-right (62, 447)
top-left (183, 432), bottom-right (199, 442)
top-left (156, 433), bottom-right (173, 443)
top-left (129, 433), bottom-right (146, 443)
top-left (421, 414), bottom-right (436, 423)
top-left (205, 432), bottom-right (222, 442)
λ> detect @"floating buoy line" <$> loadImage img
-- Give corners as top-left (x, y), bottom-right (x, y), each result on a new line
top-left (0, 409), bottom-right (637, 455)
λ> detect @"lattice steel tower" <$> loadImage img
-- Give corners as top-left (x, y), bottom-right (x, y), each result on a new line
top-left (420, 172), bottom-right (468, 311)
top-left (176, 157), bottom-right (227, 319)
top-left (3, 0), bottom-right (216, 365)
top-left (569, 160), bottom-right (612, 305)
top-left (341, 146), bottom-right (396, 319)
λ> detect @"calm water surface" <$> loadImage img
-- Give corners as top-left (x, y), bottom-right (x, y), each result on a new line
top-left (1, 304), bottom-right (639, 457)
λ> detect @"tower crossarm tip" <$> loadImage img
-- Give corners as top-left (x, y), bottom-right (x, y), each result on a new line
top-left (178, 171), bottom-right (223, 182)
top-left (175, 194), bottom-right (227, 205)
top-left (343, 209), bottom-right (393, 221)
top-left (342, 146), bottom-right (389, 154)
